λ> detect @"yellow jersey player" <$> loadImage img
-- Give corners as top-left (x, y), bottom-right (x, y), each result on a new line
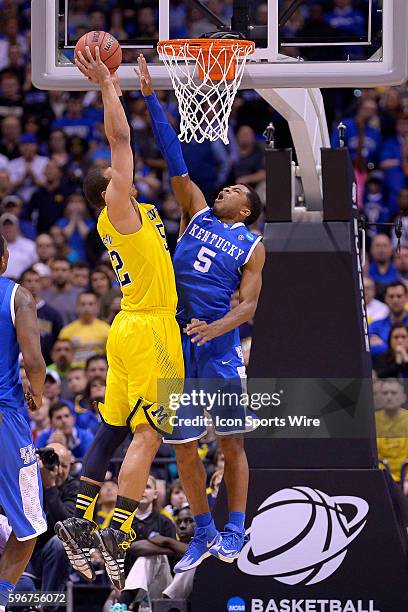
top-left (55, 47), bottom-right (183, 590)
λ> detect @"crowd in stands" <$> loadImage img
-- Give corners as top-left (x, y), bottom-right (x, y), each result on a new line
top-left (0, 0), bottom-right (407, 610)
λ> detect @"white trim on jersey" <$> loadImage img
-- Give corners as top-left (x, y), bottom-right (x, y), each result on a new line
top-left (230, 222), bottom-right (245, 229)
top-left (10, 283), bottom-right (18, 327)
top-left (243, 235), bottom-right (262, 266)
top-left (177, 206), bottom-right (210, 243)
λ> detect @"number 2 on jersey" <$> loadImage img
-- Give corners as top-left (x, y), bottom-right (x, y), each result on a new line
top-left (193, 246), bottom-right (216, 273)
top-left (109, 250), bottom-right (132, 287)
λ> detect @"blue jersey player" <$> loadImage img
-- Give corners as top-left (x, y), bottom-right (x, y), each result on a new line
top-left (137, 56), bottom-right (265, 572)
top-left (0, 235), bottom-right (47, 610)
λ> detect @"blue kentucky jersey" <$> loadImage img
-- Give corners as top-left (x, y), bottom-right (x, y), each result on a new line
top-left (0, 277), bottom-right (24, 410)
top-left (173, 207), bottom-right (262, 324)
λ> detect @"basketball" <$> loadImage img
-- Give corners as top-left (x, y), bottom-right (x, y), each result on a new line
top-left (74, 31), bottom-right (122, 73)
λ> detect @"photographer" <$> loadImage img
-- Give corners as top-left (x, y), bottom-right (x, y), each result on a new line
top-left (12, 443), bottom-right (79, 611)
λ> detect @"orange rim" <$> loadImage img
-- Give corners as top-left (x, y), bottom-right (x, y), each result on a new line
top-left (157, 38), bottom-right (255, 58)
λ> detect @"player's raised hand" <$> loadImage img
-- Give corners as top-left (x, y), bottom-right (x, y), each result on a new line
top-left (75, 46), bottom-right (111, 85)
top-left (134, 54), bottom-right (154, 96)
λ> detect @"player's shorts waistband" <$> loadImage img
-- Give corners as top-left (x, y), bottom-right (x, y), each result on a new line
top-left (120, 307), bottom-right (176, 317)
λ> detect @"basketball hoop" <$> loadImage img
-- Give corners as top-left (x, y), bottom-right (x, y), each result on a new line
top-left (157, 38), bottom-right (255, 144)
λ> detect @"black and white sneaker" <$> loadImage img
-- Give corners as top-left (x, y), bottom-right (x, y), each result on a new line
top-left (55, 517), bottom-right (96, 582)
top-left (93, 527), bottom-right (135, 590)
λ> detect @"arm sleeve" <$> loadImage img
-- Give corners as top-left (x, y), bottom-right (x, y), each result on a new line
top-left (144, 93), bottom-right (188, 178)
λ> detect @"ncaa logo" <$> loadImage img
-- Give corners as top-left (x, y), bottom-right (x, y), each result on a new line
top-left (238, 486), bottom-right (369, 586)
top-left (227, 596), bottom-right (245, 611)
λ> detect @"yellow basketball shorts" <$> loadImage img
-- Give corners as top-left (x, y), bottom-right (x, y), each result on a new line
top-left (99, 309), bottom-right (184, 436)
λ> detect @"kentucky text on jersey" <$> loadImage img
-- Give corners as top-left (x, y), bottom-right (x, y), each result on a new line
top-left (173, 207), bottom-right (262, 325)
top-left (187, 223), bottom-right (246, 261)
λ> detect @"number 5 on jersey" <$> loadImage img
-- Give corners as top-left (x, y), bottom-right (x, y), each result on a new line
top-left (109, 250), bottom-right (132, 287)
top-left (193, 246), bottom-right (216, 273)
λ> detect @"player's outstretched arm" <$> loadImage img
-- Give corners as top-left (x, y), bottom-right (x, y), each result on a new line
top-left (15, 286), bottom-right (46, 410)
top-left (135, 55), bottom-right (207, 222)
top-left (76, 47), bottom-right (138, 232)
top-left (187, 241), bottom-right (266, 345)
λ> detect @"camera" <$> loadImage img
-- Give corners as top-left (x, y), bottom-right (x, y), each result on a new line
top-left (37, 447), bottom-right (60, 470)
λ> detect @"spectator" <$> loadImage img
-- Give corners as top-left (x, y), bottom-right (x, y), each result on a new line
top-left (163, 479), bottom-right (187, 519)
top-left (0, 115), bottom-right (21, 159)
top-left (207, 469), bottom-right (224, 511)
top-left (90, 266), bottom-right (111, 299)
top-left (43, 369), bottom-right (65, 405)
top-left (41, 258), bottom-right (82, 325)
top-left (8, 133), bottom-right (48, 202)
top-left (85, 354), bottom-right (108, 383)
top-left (49, 224), bottom-right (81, 264)
top-left (380, 114), bottom-right (407, 217)
top-left (37, 402), bottom-right (94, 459)
top-left (12, 444), bottom-right (79, 612)
top-left (331, 99), bottom-right (382, 167)
top-left (392, 188), bottom-right (408, 249)
top-left (363, 276), bottom-right (389, 324)
top-left (20, 267), bottom-right (63, 365)
top-left (0, 71), bottom-right (23, 119)
top-left (56, 193), bottom-right (95, 262)
top-left (66, 367), bottom-right (88, 402)
top-left (72, 260), bottom-right (90, 289)
top-left (26, 159), bottom-right (71, 234)
top-left (28, 397), bottom-right (50, 444)
top-left (0, 170), bottom-right (11, 201)
top-left (231, 125), bottom-right (266, 187)
top-left (74, 375), bottom-right (104, 434)
top-left (48, 339), bottom-right (74, 397)
top-left (118, 475), bottom-right (176, 608)
top-left (95, 480), bottom-right (118, 528)
top-left (375, 379), bottom-right (408, 482)
top-left (363, 174), bottom-right (389, 241)
top-left (51, 93), bottom-right (94, 140)
top-left (369, 282), bottom-right (408, 358)
top-left (58, 291), bottom-right (110, 367)
top-left (395, 246), bottom-right (408, 281)
top-left (0, 212), bottom-right (36, 279)
top-left (325, 0), bottom-right (365, 38)
top-left (47, 129), bottom-right (69, 169)
top-left (0, 193), bottom-right (35, 240)
top-left (374, 324), bottom-right (408, 379)
top-left (368, 234), bottom-right (399, 288)
top-left (35, 232), bottom-right (56, 265)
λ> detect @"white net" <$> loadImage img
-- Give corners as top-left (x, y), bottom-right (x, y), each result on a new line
top-left (158, 39), bottom-right (255, 145)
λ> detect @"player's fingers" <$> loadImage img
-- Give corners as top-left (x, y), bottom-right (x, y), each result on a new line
top-left (85, 46), bottom-right (95, 64)
top-left (75, 59), bottom-right (90, 77)
top-left (75, 51), bottom-right (90, 69)
top-left (95, 46), bottom-right (101, 63)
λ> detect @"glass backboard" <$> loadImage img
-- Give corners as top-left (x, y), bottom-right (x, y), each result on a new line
top-left (32, 0), bottom-right (408, 90)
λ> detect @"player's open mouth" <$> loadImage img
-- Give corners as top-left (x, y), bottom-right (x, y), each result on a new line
top-left (216, 192), bottom-right (224, 201)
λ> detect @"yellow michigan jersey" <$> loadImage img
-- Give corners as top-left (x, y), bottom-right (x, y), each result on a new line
top-left (97, 199), bottom-right (184, 435)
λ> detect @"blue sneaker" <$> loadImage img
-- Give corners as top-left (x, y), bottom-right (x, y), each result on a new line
top-left (174, 527), bottom-right (221, 573)
top-left (109, 605), bottom-right (128, 612)
top-left (209, 523), bottom-right (246, 563)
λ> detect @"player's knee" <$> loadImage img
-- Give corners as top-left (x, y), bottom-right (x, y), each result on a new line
top-left (219, 434), bottom-right (244, 458)
top-left (133, 424), bottom-right (162, 452)
top-left (174, 441), bottom-right (198, 464)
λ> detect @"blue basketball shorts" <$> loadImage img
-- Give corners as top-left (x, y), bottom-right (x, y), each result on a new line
top-left (0, 408), bottom-right (47, 541)
top-left (164, 327), bottom-right (251, 443)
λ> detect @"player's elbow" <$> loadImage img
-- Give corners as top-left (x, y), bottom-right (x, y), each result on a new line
top-left (110, 129), bottom-right (130, 146)
top-left (23, 353), bottom-right (46, 377)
